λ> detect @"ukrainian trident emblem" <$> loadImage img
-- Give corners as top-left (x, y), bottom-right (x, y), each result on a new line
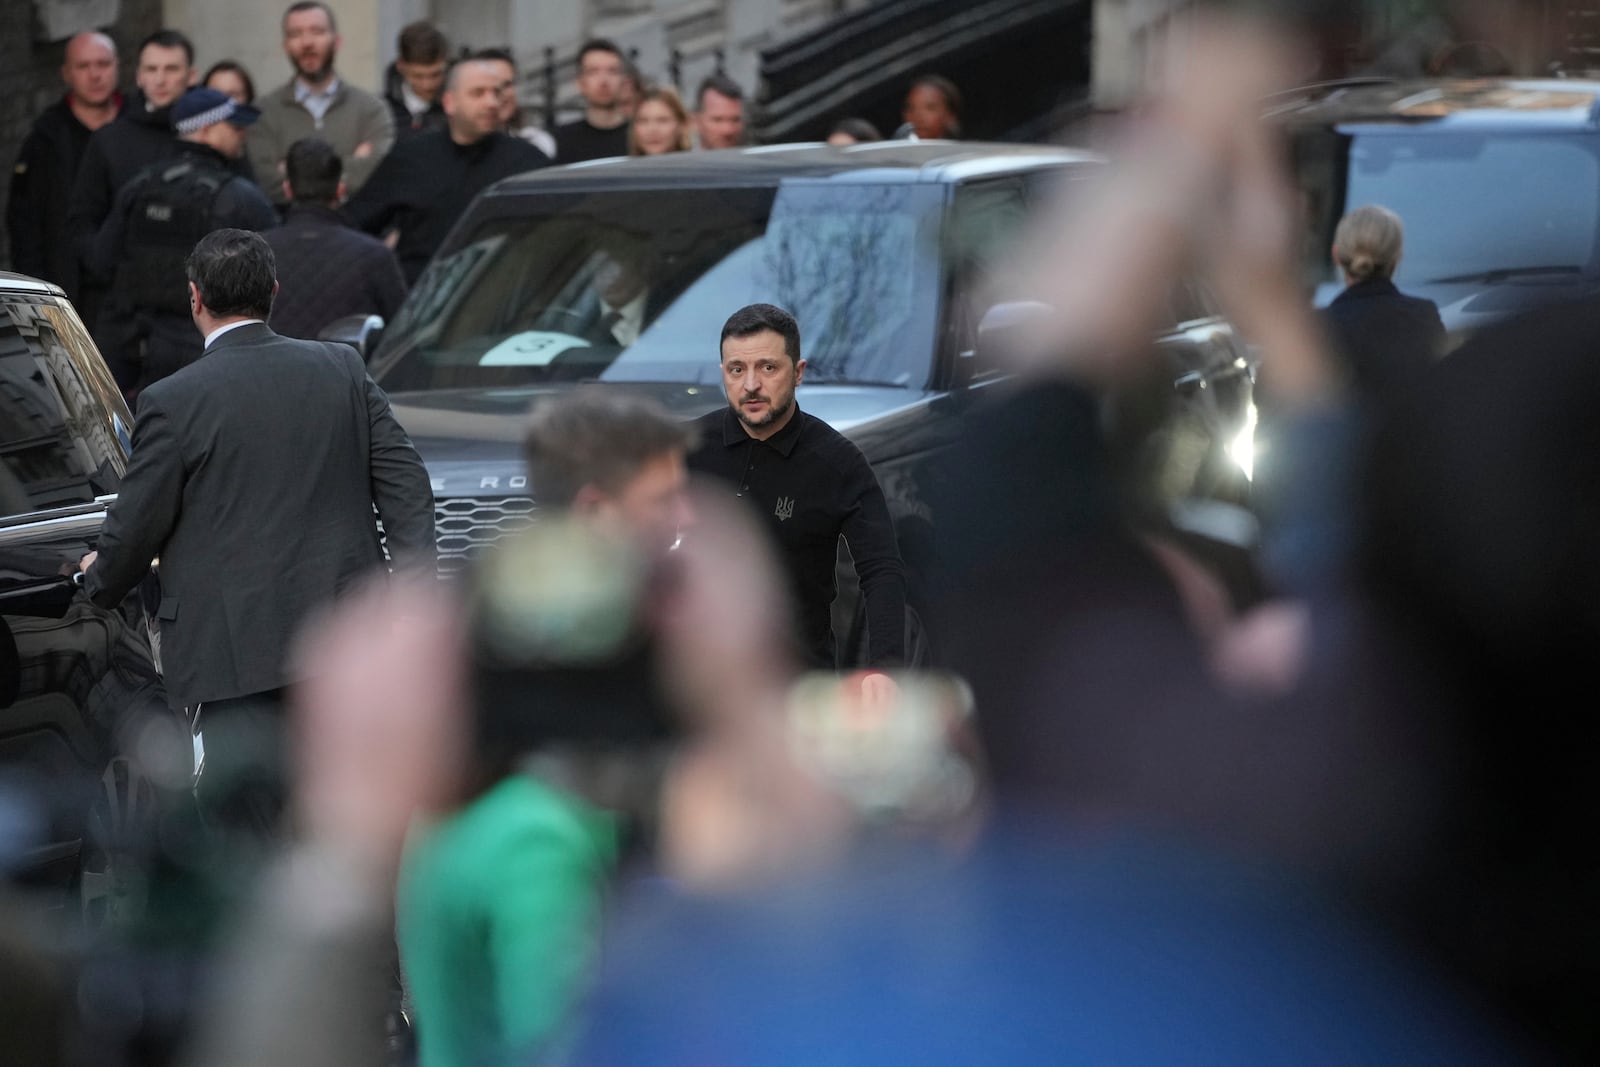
top-left (774, 497), bottom-right (795, 521)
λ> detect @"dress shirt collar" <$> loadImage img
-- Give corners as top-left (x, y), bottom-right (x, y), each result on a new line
top-left (205, 318), bottom-right (266, 349)
top-left (295, 77), bottom-right (341, 125)
top-left (295, 76), bottom-right (341, 103)
top-left (719, 402), bottom-right (805, 456)
top-left (599, 290), bottom-right (648, 347)
top-left (400, 81), bottom-right (433, 118)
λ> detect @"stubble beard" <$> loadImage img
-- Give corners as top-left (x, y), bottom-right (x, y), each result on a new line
top-left (294, 49), bottom-right (336, 84)
top-left (735, 394), bottom-right (791, 431)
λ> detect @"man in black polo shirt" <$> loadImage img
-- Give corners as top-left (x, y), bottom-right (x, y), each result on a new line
top-left (688, 303), bottom-right (906, 669)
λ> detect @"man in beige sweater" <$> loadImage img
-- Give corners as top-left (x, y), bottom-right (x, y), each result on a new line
top-left (251, 1), bottom-right (394, 204)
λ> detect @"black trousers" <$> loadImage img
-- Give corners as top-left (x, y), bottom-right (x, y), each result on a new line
top-left (194, 687), bottom-right (288, 843)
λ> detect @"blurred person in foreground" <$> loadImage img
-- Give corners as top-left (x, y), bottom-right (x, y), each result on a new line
top-left (204, 60), bottom-right (257, 106)
top-left (553, 40), bottom-right (630, 162)
top-left (1319, 203), bottom-right (1445, 403)
top-left (347, 56), bottom-right (550, 284)
top-left (398, 391), bottom-right (696, 1067)
top-left (264, 136), bottom-right (406, 339)
top-left (7, 31), bottom-right (122, 292)
top-left (688, 303), bottom-right (906, 671)
top-left (628, 87), bottom-right (692, 156)
top-left (694, 73), bottom-right (746, 149)
top-left (181, 467), bottom-right (849, 1067)
top-left (476, 47), bottom-right (558, 158)
top-left (559, 16), bottom-right (1524, 1064)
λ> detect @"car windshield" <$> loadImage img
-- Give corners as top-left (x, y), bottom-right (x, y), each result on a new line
top-left (373, 183), bottom-right (946, 393)
top-left (1296, 129), bottom-right (1600, 287)
top-left (0, 298), bottom-right (126, 517)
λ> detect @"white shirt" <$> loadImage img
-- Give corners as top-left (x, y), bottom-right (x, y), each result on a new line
top-left (205, 318), bottom-right (265, 349)
top-left (600, 291), bottom-right (647, 347)
top-left (400, 81), bottom-right (433, 119)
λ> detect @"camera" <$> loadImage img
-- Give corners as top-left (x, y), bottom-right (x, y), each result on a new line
top-left (465, 518), bottom-right (679, 758)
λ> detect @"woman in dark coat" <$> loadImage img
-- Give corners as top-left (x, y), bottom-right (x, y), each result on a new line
top-left (1320, 204), bottom-right (1445, 402)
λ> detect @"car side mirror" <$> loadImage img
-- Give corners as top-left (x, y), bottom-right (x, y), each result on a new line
top-left (957, 301), bottom-right (1055, 387)
top-left (318, 314), bottom-right (386, 363)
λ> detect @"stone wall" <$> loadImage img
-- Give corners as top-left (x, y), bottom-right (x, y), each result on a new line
top-left (0, 0), bottom-right (164, 273)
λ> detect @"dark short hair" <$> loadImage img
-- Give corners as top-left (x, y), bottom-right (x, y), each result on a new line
top-left (203, 59), bottom-right (256, 105)
top-left (186, 230), bottom-right (276, 320)
top-left (720, 303), bottom-right (800, 364)
top-left (283, 0), bottom-right (336, 33)
top-left (577, 39), bottom-right (623, 68)
top-left (524, 389), bottom-right (695, 506)
top-left (445, 55), bottom-right (503, 94)
top-left (138, 29), bottom-right (195, 67)
top-left (473, 46), bottom-right (516, 71)
top-left (828, 117), bottom-right (881, 142)
top-left (697, 73), bottom-right (744, 109)
top-left (910, 74), bottom-right (962, 118)
top-left (397, 20), bottom-right (448, 64)
top-left (285, 137), bottom-right (342, 203)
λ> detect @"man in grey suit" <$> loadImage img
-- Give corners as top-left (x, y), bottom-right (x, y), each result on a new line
top-left (78, 227), bottom-right (435, 827)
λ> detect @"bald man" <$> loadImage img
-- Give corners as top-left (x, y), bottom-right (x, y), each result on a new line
top-left (8, 31), bottom-right (123, 290)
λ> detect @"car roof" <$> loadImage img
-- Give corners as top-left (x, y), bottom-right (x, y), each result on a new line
top-left (0, 272), bottom-right (65, 296)
top-left (1271, 78), bottom-right (1600, 131)
top-left (488, 141), bottom-right (1101, 197)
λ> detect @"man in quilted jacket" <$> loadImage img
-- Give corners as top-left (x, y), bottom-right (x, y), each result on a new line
top-left (264, 136), bottom-right (406, 340)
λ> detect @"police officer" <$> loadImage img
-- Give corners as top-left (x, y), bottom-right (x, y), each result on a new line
top-left (86, 87), bottom-right (278, 396)
top-left (688, 303), bottom-right (907, 669)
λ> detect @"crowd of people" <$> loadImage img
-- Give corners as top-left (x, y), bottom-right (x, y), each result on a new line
top-left (8, 5), bottom-right (1600, 1067)
top-left (5, 5), bottom-right (959, 404)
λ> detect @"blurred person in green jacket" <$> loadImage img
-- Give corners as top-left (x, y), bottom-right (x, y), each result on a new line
top-left (398, 390), bottom-right (696, 1067)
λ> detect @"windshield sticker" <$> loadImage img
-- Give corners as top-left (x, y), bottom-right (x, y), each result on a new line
top-left (479, 332), bottom-right (593, 367)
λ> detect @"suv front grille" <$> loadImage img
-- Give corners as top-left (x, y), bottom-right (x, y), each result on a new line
top-left (435, 496), bottom-right (537, 573)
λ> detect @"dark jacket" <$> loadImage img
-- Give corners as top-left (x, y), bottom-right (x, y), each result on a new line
top-left (86, 322), bottom-right (436, 707)
top-left (1320, 278), bottom-right (1445, 403)
top-left (87, 141), bottom-right (278, 392)
top-left (64, 91), bottom-right (252, 327)
top-left (7, 94), bottom-right (124, 291)
top-left (688, 406), bottom-right (906, 668)
top-left (383, 66), bottom-right (448, 142)
top-left (264, 201), bottom-right (408, 339)
top-left (344, 130), bottom-right (549, 283)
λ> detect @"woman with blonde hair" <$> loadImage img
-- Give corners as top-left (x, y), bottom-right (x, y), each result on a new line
top-left (1322, 204), bottom-right (1444, 401)
top-left (629, 87), bottom-right (692, 156)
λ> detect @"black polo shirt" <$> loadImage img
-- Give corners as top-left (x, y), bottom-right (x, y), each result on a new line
top-left (689, 406), bottom-right (906, 669)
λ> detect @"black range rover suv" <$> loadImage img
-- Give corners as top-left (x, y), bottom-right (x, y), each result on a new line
top-left (0, 272), bottom-right (173, 922)
top-left (360, 142), bottom-right (1259, 656)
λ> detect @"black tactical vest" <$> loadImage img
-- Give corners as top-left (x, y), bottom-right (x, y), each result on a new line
top-left (117, 159), bottom-right (228, 316)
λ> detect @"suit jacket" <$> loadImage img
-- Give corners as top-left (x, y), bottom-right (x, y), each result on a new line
top-left (86, 322), bottom-right (436, 708)
top-left (1320, 278), bottom-right (1445, 403)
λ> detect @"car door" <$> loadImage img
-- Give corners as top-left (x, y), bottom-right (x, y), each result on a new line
top-left (0, 289), bottom-right (173, 924)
